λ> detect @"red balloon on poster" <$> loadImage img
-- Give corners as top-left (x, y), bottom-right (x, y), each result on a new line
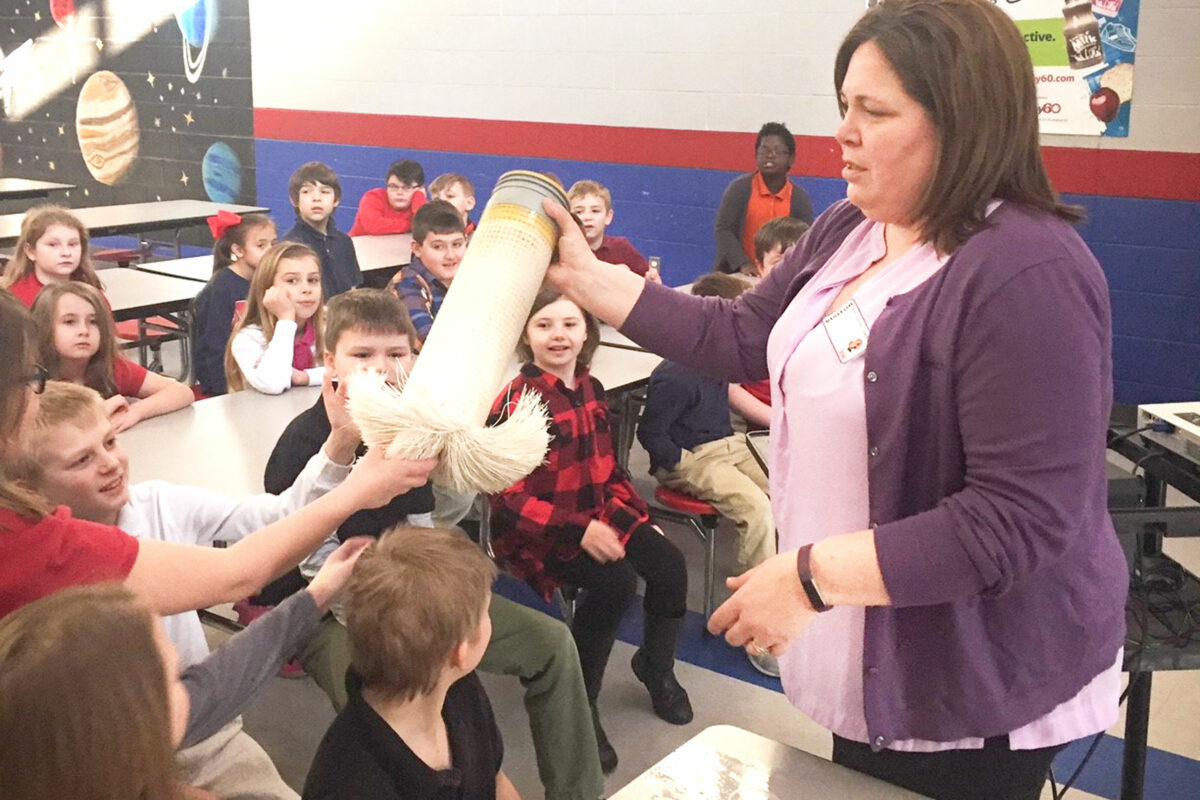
top-left (50, 0), bottom-right (75, 27)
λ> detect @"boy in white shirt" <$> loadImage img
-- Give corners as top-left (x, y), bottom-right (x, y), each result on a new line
top-left (23, 377), bottom-right (368, 800)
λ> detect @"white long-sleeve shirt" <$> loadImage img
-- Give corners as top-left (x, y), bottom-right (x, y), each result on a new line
top-left (229, 320), bottom-right (325, 395)
top-left (117, 448), bottom-right (351, 668)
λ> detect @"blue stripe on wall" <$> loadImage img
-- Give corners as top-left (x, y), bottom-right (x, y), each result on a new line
top-left (255, 138), bottom-right (1200, 403)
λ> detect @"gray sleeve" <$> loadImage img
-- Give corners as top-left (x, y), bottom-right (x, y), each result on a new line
top-left (713, 174), bottom-right (752, 273)
top-left (179, 591), bottom-right (321, 748)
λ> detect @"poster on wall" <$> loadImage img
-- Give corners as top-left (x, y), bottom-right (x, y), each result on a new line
top-left (0, 0), bottom-right (256, 215)
top-left (866, 0), bottom-right (1139, 137)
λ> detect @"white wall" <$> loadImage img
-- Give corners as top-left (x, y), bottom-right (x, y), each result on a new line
top-left (250, 0), bottom-right (1199, 154)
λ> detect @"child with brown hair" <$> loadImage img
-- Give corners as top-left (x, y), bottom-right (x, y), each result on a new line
top-left (490, 288), bottom-right (692, 773)
top-left (429, 172), bottom-right (477, 233)
top-left (225, 241), bottom-right (326, 394)
top-left (282, 161), bottom-right (362, 298)
top-left (303, 527), bottom-right (520, 800)
top-left (31, 282), bottom-right (193, 432)
top-left (567, 179), bottom-right (660, 282)
top-left (0, 205), bottom-right (102, 308)
top-left (194, 211), bottom-right (278, 395)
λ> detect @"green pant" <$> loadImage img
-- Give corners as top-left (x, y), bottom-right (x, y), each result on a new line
top-left (299, 594), bottom-right (603, 800)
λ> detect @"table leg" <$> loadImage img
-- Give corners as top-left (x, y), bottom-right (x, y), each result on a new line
top-left (174, 228), bottom-right (182, 258)
top-left (1120, 670), bottom-right (1151, 800)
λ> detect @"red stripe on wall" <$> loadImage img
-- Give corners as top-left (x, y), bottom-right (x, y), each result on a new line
top-left (255, 109), bottom-right (1199, 202)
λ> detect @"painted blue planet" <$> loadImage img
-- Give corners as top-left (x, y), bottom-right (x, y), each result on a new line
top-left (176, 0), bottom-right (217, 83)
top-left (201, 142), bottom-right (242, 203)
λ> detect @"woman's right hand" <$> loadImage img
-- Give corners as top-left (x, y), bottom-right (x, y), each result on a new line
top-left (341, 446), bottom-right (437, 509)
top-left (542, 198), bottom-right (601, 294)
top-left (262, 286), bottom-right (295, 321)
top-left (581, 519), bottom-right (626, 563)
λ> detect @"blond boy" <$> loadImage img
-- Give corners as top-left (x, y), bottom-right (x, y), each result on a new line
top-left (567, 179), bottom-right (660, 282)
top-left (429, 172), bottom-right (477, 232)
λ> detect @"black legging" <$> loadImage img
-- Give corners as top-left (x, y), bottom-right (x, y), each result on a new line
top-left (545, 525), bottom-right (687, 634)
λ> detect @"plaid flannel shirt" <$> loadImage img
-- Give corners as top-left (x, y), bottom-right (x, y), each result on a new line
top-left (391, 257), bottom-right (446, 344)
top-left (488, 363), bottom-right (651, 600)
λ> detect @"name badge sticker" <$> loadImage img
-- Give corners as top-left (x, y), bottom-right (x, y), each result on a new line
top-left (822, 300), bottom-right (871, 363)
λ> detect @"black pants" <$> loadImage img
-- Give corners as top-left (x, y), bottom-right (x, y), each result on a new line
top-left (545, 526), bottom-right (687, 633)
top-left (832, 734), bottom-right (1065, 800)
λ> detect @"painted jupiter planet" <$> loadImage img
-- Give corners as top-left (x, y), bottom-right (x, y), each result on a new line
top-left (75, 70), bottom-right (140, 186)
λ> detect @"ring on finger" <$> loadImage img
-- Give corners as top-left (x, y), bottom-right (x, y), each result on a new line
top-left (750, 642), bottom-right (769, 656)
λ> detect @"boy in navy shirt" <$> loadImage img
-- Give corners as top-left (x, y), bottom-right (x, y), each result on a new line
top-left (282, 162), bottom-right (362, 299)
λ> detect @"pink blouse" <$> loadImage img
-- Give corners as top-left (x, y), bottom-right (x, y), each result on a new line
top-left (765, 212), bottom-right (1121, 751)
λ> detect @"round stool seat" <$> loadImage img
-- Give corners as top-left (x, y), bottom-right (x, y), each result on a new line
top-left (654, 485), bottom-right (717, 516)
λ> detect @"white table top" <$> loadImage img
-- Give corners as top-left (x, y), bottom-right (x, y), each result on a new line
top-left (0, 199), bottom-right (269, 242)
top-left (121, 344), bottom-right (660, 494)
top-left (353, 233), bottom-right (412, 274)
top-left (611, 725), bottom-right (928, 799)
top-left (0, 177), bottom-right (74, 200)
top-left (100, 267), bottom-right (204, 320)
top-left (122, 386), bottom-right (320, 492)
top-left (133, 256), bottom-right (213, 283)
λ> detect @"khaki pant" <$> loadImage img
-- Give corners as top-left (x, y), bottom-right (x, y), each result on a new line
top-left (657, 433), bottom-right (775, 569)
top-left (175, 717), bottom-right (297, 800)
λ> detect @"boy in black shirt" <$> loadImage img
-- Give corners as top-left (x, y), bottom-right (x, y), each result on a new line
top-left (303, 527), bottom-right (516, 800)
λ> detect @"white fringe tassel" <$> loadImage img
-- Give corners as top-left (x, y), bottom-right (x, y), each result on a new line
top-left (347, 370), bottom-right (551, 494)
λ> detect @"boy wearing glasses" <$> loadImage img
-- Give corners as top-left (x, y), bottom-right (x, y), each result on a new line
top-left (349, 159), bottom-right (428, 236)
top-left (713, 121), bottom-right (814, 274)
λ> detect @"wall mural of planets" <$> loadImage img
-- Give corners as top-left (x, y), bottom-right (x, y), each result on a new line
top-left (0, 0), bottom-right (256, 237)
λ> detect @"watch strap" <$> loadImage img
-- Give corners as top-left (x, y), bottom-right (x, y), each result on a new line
top-left (796, 543), bottom-right (832, 612)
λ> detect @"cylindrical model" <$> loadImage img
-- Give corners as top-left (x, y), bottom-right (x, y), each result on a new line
top-left (348, 171), bottom-right (568, 492)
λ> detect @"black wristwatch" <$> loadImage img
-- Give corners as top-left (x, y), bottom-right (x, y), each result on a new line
top-left (796, 544), bottom-right (832, 612)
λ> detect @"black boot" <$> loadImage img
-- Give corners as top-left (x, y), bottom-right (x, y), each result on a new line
top-left (573, 624), bottom-right (620, 772)
top-left (631, 612), bottom-right (693, 725)
top-left (590, 702), bottom-right (619, 774)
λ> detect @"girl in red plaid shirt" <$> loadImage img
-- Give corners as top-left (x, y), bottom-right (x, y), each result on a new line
top-left (489, 290), bottom-right (692, 772)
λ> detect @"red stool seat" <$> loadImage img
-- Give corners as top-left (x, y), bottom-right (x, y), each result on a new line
top-left (654, 485), bottom-right (717, 516)
top-left (115, 317), bottom-right (178, 340)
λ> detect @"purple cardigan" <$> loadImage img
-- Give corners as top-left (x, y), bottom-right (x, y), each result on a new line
top-left (624, 200), bottom-right (1128, 746)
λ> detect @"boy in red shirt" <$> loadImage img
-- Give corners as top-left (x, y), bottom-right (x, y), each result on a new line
top-left (349, 159), bottom-right (428, 236)
top-left (568, 180), bottom-right (661, 283)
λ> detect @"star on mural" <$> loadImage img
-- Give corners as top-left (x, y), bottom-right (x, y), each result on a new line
top-left (154, 117), bottom-right (161, 128)
top-left (183, 111), bottom-right (194, 126)
top-left (57, 125), bottom-right (64, 136)
top-left (147, 72), bottom-right (156, 87)
top-left (47, 161), bottom-right (55, 170)
top-left (179, 171), bottom-right (189, 186)
top-left (33, 11), bottom-right (40, 21)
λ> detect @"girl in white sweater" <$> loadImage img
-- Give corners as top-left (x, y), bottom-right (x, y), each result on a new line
top-left (225, 242), bottom-right (326, 394)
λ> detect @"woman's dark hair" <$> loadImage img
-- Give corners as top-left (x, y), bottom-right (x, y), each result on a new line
top-left (834, 0), bottom-right (1083, 253)
top-left (517, 288), bottom-right (601, 369)
top-left (212, 213), bottom-right (276, 273)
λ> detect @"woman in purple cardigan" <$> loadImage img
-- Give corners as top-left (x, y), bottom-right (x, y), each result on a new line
top-left (539, 2), bottom-right (1127, 799)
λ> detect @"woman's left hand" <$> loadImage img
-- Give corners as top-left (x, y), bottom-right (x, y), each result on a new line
top-left (708, 550), bottom-right (817, 657)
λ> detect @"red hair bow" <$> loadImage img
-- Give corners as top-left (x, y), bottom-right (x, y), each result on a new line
top-left (207, 209), bottom-right (243, 239)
